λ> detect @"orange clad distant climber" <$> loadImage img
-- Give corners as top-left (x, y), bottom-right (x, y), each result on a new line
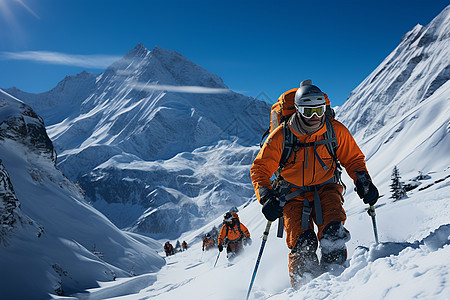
top-left (217, 212), bottom-right (251, 260)
top-left (163, 241), bottom-right (175, 257)
top-left (202, 234), bottom-right (215, 251)
top-left (182, 241), bottom-right (188, 251)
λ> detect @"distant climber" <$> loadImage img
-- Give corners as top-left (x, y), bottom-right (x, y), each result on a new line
top-left (182, 241), bottom-right (188, 251)
top-left (175, 240), bottom-right (181, 252)
top-left (217, 212), bottom-right (251, 260)
top-left (164, 241), bottom-right (175, 256)
top-left (202, 233), bottom-right (215, 251)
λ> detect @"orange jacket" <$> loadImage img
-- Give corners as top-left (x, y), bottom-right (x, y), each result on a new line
top-left (218, 214), bottom-right (250, 245)
top-left (203, 237), bottom-right (215, 250)
top-left (164, 242), bottom-right (174, 254)
top-left (251, 118), bottom-right (367, 202)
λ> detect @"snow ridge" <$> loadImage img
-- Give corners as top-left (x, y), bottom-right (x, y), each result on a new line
top-left (336, 5), bottom-right (450, 141)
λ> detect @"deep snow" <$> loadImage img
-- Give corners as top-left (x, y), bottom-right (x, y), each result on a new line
top-left (59, 175), bottom-right (450, 299)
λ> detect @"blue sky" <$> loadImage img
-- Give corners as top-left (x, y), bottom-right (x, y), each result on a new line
top-left (0, 0), bottom-right (448, 106)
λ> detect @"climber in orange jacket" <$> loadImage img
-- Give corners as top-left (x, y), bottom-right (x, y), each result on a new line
top-left (217, 212), bottom-right (251, 260)
top-left (251, 80), bottom-right (379, 288)
top-left (202, 233), bottom-right (215, 251)
top-left (163, 241), bottom-right (175, 257)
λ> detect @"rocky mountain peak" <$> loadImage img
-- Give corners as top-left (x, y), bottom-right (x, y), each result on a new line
top-left (0, 90), bottom-right (56, 163)
top-left (124, 43), bottom-right (151, 59)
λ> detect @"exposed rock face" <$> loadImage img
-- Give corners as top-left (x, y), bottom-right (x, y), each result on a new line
top-left (0, 92), bottom-right (56, 163)
top-left (0, 160), bottom-right (21, 245)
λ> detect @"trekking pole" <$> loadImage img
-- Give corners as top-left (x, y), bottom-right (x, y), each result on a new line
top-left (245, 220), bottom-right (272, 300)
top-left (276, 195), bottom-right (287, 238)
top-left (367, 205), bottom-right (379, 244)
top-left (213, 251), bottom-right (221, 268)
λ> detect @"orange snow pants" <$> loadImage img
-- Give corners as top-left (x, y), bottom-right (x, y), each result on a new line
top-left (283, 183), bottom-right (347, 249)
top-left (227, 241), bottom-right (243, 255)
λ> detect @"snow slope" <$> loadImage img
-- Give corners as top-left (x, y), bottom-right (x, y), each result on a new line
top-left (0, 89), bottom-right (165, 299)
top-left (56, 176), bottom-right (450, 300)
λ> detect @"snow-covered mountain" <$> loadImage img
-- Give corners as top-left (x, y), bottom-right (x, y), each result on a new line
top-left (1, 4), bottom-right (449, 299)
top-left (0, 89), bottom-right (164, 299)
top-left (6, 45), bottom-right (271, 237)
top-left (335, 4), bottom-right (450, 196)
top-left (336, 5), bottom-right (450, 142)
top-left (47, 6), bottom-right (449, 299)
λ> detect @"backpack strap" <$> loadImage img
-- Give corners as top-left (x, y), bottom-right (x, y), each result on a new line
top-left (259, 127), bottom-right (271, 148)
top-left (277, 118), bottom-right (337, 173)
top-left (224, 220), bottom-right (245, 241)
top-left (275, 123), bottom-right (296, 176)
top-left (236, 220), bottom-right (244, 238)
top-left (323, 116), bottom-right (346, 192)
top-left (323, 116), bottom-right (338, 162)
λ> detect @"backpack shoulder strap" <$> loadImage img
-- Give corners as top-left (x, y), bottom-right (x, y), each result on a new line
top-left (323, 116), bottom-right (338, 160)
top-left (259, 127), bottom-right (271, 148)
top-left (277, 123), bottom-right (296, 173)
top-left (236, 220), bottom-right (244, 236)
top-left (323, 116), bottom-right (346, 191)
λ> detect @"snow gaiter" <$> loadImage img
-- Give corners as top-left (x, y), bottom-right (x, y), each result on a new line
top-left (319, 221), bottom-right (351, 271)
top-left (289, 229), bottom-right (320, 289)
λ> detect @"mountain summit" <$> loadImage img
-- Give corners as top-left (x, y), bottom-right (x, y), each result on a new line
top-left (106, 44), bottom-right (227, 89)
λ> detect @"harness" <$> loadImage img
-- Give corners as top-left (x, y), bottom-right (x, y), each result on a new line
top-left (272, 116), bottom-right (345, 230)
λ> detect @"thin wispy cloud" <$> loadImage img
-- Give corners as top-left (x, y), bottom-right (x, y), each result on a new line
top-left (131, 82), bottom-right (231, 94)
top-left (1, 50), bottom-right (232, 94)
top-left (1, 51), bottom-right (121, 69)
top-left (15, 0), bottom-right (40, 19)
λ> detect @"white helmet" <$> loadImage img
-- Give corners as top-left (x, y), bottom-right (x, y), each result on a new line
top-left (294, 80), bottom-right (326, 107)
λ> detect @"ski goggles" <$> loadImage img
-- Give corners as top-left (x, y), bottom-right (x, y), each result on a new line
top-left (224, 216), bottom-right (233, 223)
top-left (296, 104), bottom-right (326, 118)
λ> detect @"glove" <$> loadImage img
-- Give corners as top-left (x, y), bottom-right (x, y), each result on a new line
top-left (261, 192), bottom-right (283, 222)
top-left (259, 187), bottom-right (276, 204)
top-left (218, 244), bottom-right (223, 252)
top-left (355, 172), bottom-right (379, 206)
top-left (244, 237), bottom-right (252, 246)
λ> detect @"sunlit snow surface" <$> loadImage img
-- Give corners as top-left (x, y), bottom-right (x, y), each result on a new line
top-left (64, 186), bottom-right (450, 300)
